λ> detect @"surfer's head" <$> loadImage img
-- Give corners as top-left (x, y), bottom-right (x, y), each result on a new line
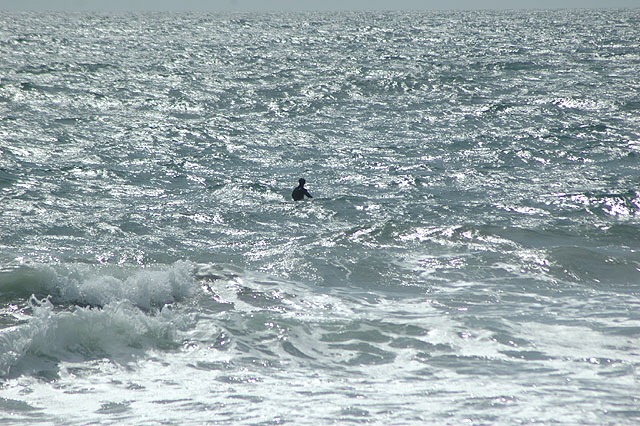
top-left (298, 178), bottom-right (306, 186)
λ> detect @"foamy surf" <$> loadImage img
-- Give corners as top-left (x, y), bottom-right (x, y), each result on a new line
top-left (1, 9), bottom-right (639, 425)
top-left (0, 261), bottom-right (197, 309)
top-left (0, 262), bottom-right (199, 377)
top-left (0, 297), bottom-right (187, 378)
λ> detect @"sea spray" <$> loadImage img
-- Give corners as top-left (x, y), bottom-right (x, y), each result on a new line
top-left (0, 262), bottom-right (198, 377)
top-left (1, 295), bottom-right (189, 378)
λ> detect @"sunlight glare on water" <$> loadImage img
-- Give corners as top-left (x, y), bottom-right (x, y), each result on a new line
top-left (0, 9), bottom-right (639, 425)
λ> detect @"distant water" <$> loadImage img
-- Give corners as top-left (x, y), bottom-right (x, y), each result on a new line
top-left (1, 9), bottom-right (639, 425)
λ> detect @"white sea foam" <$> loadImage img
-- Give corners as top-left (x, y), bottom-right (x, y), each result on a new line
top-left (0, 297), bottom-right (186, 377)
top-left (29, 260), bottom-right (197, 310)
top-left (1, 9), bottom-right (639, 426)
top-left (0, 262), bottom-right (198, 377)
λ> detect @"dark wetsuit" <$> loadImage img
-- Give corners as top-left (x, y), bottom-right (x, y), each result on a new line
top-left (292, 179), bottom-right (313, 201)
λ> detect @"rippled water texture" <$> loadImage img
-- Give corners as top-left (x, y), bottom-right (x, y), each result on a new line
top-left (0, 9), bottom-right (639, 426)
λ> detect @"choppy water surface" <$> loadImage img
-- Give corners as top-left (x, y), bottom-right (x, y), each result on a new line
top-left (1, 9), bottom-right (639, 425)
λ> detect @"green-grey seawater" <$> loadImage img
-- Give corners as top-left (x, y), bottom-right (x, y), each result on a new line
top-left (1, 10), bottom-right (639, 425)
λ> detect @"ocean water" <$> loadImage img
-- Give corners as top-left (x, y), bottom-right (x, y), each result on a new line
top-left (0, 9), bottom-right (639, 425)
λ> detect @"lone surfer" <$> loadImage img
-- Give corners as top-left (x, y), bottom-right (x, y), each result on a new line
top-left (292, 178), bottom-right (313, 201)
